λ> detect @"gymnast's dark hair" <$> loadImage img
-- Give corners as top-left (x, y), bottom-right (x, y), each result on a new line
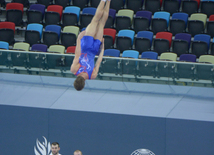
top-left (74, 76), bottom-right (85, 91)
top-left (51, 142), bottom-right (60, 147)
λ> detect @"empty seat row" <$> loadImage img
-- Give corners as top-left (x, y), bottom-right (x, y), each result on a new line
top-left (0, 22), bottom-right (79, 47)
top-left (1, 21), bottom-right (214, 58)
top-left (102, 29), bottom-right (214, 58)
top-left (4, 2), bottom-right (214, 38)
top-left (0, 41), bottom-right (76, 54)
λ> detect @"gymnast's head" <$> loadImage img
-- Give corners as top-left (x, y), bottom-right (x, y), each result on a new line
top-left (74, 76), bottom-right (85, 91)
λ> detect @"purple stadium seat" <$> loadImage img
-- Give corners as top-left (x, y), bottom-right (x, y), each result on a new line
top-left (172, 33), bottom-right (191, 56)
top-left (31, 44), bottom-right (48, 52)
top-left (179, 54), bottom-right (197, 62)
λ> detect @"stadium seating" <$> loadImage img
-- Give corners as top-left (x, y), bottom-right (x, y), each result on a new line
top-left (172, 33), bottom-right (191, 56)
top-left (103, 28), bottom-right (116, 49)
top-left (116, 29), bottom-right (135, 52)
top-left (188, 13), bottom-right (207, 37)
top-left (0, 22), bottom-right (15, 45)
top-left (153, 32), bottom-right (172, 55)
top-left (115, 9), bottom-right (134, 32)
top-left (0, 41), bottom-right (9, 50)
top-left (181, 0), bottom-right (198, 16)
top-left (73, 0), bottom-right (88, 10)
top-left (170, 12), bottom-right (188, 35)
top-left (151, 11), bottom-right (170, 34)
top-left (37, 0), bottom-right (53, 8)
top-left (31, 44), bottom-right (48, 52)
top-left (25, 23), bottom-right (43, 46)
top-left (144, 0), bottom-right (161, 14)
top-left (126, 0), bottom-right (143, 13)
top-left (133, 11), bottom-right (152, 33)
top-left (62, 6), bottom-right (80, 27)
top-left (110, 0), bottom-right (124, 12)
top-left (27, 4), bottom-right (45, 24)
top-left (135, 31), bottom-right (153, 54)
top-left (43, 25), bottom-right (61, 47)
top-left (6, 3), bottom-right (24, 26)
top-left (66, 46), bottom-right (76, 53)
top-left (163, 0), bottom-right (180, 15)
top-left (104, 49), bottom-right (120, 57)
top-left (45, 5), bottom-right (63, 25)
top-left (49, 45), bottom-right (65, 54)
top-left (200, 0), bottom-right (214, 17)
top-left (191, 34), bottom-right (211, 58)
top-left (80, 7), bottom-right (96, 28)
top-left (54, 0), bottom-right (70, 8)
top-left (61, 26), bottom-right (79, 48)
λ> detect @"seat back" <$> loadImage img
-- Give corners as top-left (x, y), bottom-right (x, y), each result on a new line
top-left (117, 9), bottom-right (134, 23)
top-left (141, 51), bottom-right (158, 60)
top-left (136, 11), bottom-right (152, 22)
top-left (153, 11), bottom-right (170, 26)
top-left (122, 50), bottom-right (139, 58)
top-left (31, 44), bottom-right (48, 52)
top-left (209, 14), bottom-right (214, 21)
top-left (47, 5), bottom-right (63, 18)
top-left (6, 2), bottom-right (23, 13)
top-left (13, 42), bottom-right (30, 51)
top-left (27, 23), bottom-right (43, 37)
top-left (64, 6), bottom-right (80, 21)
top-left (29, 4), bottom-right (46, 15)
top-left (45, 25), bottom-right (61, 39)
top-left (189, 13), bottom-right (207, 26)
top-left (12, 0), bottom-right (29, 7)
top-left (104, 49), bottom-right (120, 57)
top-left (49, 45), bottom-right (65, 54)
top-left (137, 31), bottom-right (153, 45)
top-left (199, 55), bottom-right (214, 64)
top-left (160, 52), bottom-right (177, 61)
top-left (179, 54), bottom-right (196, 62)
top-left (118, 29), bottom-right (135, 45)
top-left (156, 32), bottom-right (172, 46)
top-left (82, 7), bottom-right (96, 15)
top-left (0, 41), bottom-right (9, 49)
top-left (174, 33), bottom-right (191, 47)
top-left (171, 12), bottom-right (188, 26)
top-left (66, 46), bottom-right (76, 53)
top-left (104, 28), bottom-right (116, 42)
top-left (109, 9), bottom-right (116, 20)
top-left (63, 26), bottom-right (79, 36)
top-left (0, 22), bottom-right (15, 33)
top-left (194, 34), bottom-right (211, 49)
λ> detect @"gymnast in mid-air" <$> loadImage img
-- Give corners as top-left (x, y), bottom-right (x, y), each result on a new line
top-left (70, 0), bottom-right (111, 91)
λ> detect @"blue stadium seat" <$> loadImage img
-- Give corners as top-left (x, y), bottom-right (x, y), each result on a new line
top-left (170, 12), bottom-right (188, 35)
top-left (43, 25), bottom-right (61, 47)
top-left (116, 30), bottom-right (135, 52)
top-left (135, 31), bottom-right (153, 54)
top-left (0, 41), bottom-right (9, 50)
top-left (82, 7), bottom-right (96, 15)
top-left (122, 50), bottom-right (139, 58)
top-left (25, 23), bottom-right (43, 46)
top-left (141, 51), bottom-right (158, 60)
top-left (104, 49), bottom-right (120, 57)
top-left (191, 34), bottom-right (211, 57)
top-left (64, 6), bottom-right (80, 21)
top-left (152, 11), bottom-right (170, 34)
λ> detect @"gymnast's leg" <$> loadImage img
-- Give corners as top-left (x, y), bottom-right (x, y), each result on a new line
top-left (84, 0), bottom-right (106, 37)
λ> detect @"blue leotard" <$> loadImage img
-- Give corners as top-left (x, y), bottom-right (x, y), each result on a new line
top-left (75, 36), bottom-right (101, 79)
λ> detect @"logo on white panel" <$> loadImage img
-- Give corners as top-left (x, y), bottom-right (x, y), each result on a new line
top-left (131, 148), bottom-right (155, 155)
top-left (34, 136), bottom-right (51, 155)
